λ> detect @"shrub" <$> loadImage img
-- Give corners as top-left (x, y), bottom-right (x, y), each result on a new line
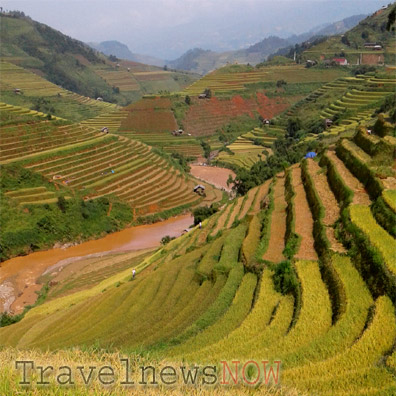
top-left (373, 113), bottom-right (393, 137)
top-left (193, 205), bottom-right (218, 225)
top-left (161, 235), bottom-right (176, 245)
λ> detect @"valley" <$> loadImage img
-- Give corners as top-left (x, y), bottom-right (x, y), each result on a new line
top-left (0, 4), bottom-right (395, 396)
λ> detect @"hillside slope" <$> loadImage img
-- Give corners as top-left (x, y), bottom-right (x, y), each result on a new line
top-left (89, 40), bottom-right (165, 67)
top-left (168, 14), bottom-right (367, 74)
top-left (298, 4), bottom-right (396, 65)
top-left (1, 113), bottom-right (395, 396)
top-left (0, 11), bottom-right (198, 105)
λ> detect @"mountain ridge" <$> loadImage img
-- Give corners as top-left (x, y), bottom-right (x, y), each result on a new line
top-left (167, 13), bottom-right (367, 74)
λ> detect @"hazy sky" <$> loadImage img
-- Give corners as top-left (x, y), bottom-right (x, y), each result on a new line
top-left (2, 0), bottom-right (387, 59)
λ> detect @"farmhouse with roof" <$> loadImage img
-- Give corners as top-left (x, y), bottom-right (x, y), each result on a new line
top-left (332, 58), bottom-right (348, 66)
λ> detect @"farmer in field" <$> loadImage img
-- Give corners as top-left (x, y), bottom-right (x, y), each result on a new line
top-left (132, 268), bottom-right (136, 279)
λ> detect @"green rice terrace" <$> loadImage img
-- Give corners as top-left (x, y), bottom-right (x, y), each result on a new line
top-left (1, 5), bottom-right (396, 396)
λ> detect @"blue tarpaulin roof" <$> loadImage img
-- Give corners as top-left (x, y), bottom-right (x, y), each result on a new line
top-left (305, 152), bottom-right (317, 158)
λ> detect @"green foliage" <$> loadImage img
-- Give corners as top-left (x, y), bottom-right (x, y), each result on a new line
top-left (170, 152), bottom-right (192, 173)
top-left (203, 88), bottom-right (212, 98)
top-left (372, 196), bottom-right (396, 238)
top-left (373, 113), bottom-right (393, 137)
top-left (232, 137), bottom-right (317, 195)
top-left (193, 205), bottom-right (219, 225)
top-left (343, 206), bottom-right (396, 302)
top-left (200, 140), bottom-right (211, 159)
top-left (336, 139), bottom-right (383, 200)
top-left (273, 260), bottom-right (299, 295)
top-left (0, 312), bottom-right (23, 327)
top-left (0, 165), bottom-right (133, 261)
top-left (386, 5), bottom-right (396, 31)
top-left (287, 118), bottom-right (303, 138)
top-left (276, 79), bottom-right (287, 88)
top-left (319, 152), bottom-right (354, 209)
top-left (160, 235), bottom-right (176, 245)
top-left (185, 95), bottom-right (191, 105)
top-left (57, 195), bottom-right (68, 213)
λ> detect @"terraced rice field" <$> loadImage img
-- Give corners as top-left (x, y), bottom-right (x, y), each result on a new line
top-left (20, 135), bottom-right (204, 215)
top-left (216, 128), bottom-right (277, 169)
top-left (95, 69), bottom-right (140, 91)
top-left (0, 101), bottom-right (57, 122)
top-left (80, 109), bottom-right (128, 133)
top-left (1, 124), bottom-right (396, 396)
top-left (0, 121), bottom-right (102, 162)
top-left (184, 65), bottom-right (346, 95)
top-left (183, 93), bottom-right (289, 136)
top-left (0, 61), bottom-right (65, 96)
top-left (4, 186), bottom-right (63, 205)
top-left (117, 97), bottom-right (204, 157)
top-left (315, 75), bottom-right (395, 139)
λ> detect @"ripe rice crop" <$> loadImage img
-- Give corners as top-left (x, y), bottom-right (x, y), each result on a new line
top-left (349, 204), bottom-right (396, 276)
top-left (168, 273), bottom-right (257, 357)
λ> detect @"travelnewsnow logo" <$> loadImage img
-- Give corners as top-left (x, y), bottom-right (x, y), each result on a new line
top-left (15, 359), bottom-right (281, 387)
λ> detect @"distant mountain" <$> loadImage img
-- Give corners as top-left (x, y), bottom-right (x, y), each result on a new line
top-left (89, 40), bottom-right (165, 67)
top-left (287, 14), bottom-right (367, 45)
top-left (168, 36), bottom-right (289, 75)
top-left (295, 4), bottom-right (395, 65)
top-left (0, 11), bottom-right (198, 105)
top-left (167, 14), bottom-right (367, 74)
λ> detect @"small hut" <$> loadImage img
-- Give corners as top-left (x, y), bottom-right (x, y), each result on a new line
top-left (193, 185), bottom-right (205, 195)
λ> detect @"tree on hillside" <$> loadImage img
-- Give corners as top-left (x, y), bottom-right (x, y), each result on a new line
top-left (185, 95), bottom-right (191, 105)
top-left (200, 141), bottom-right (211, 160)
top-left (193, 205), bottom-right (218, 225)
top-left (286, 117), bottom-right (302, 138)
top-left (387, 6), bottom-right (396, 31)
top-left (204, 88), bottom-right (212, 99)
top-left (276, 79), bottom-right (287, 88)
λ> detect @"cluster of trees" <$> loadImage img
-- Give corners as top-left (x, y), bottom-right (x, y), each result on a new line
top-left (231, 136), bottom-right (318, 195)
top-left (193, 205), bottom-right (219, 225)
top-left (0, 164), bottom-right (133, 261)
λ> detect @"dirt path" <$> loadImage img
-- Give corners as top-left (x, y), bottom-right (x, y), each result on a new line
top-left (262, 176), bottom-right (287, 263)
top-left (326, 150), bottom-right (371, 205)
top-left (292, 165), bottom-right (318, 261)
top-left (307, 159), bottom-right (345, 253)
top-left (0, 214), bottom-right (193, 314)
top-left (190, 165), bottom-right (235, 192)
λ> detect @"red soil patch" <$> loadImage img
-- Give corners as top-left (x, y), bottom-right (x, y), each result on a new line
top-left (121, 98), bottom-right (177, 132)
top-left (190, 165), bottom-right (235, 191)
top-left (121, 109), bottom-right (177, 132)
top-left (184, 93), bottom-right (289, 136)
